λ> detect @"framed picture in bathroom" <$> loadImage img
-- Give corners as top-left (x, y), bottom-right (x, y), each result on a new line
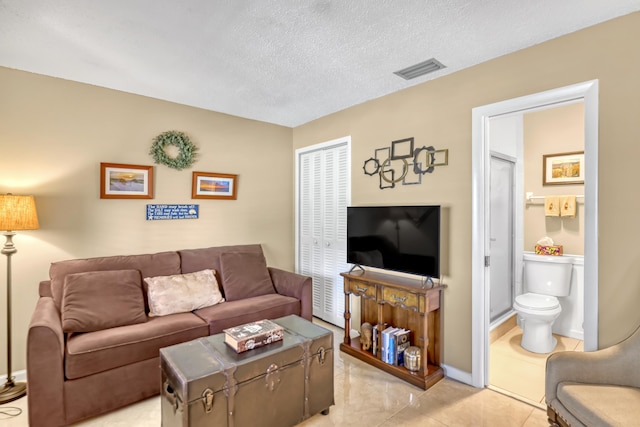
top-left (542, 151), bottom-right (585, 186)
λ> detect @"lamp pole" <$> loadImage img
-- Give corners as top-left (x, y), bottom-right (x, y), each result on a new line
top-left (0, 230), bottom-right (26, 403)
top-left (0, 193), bottom-right (37, 404)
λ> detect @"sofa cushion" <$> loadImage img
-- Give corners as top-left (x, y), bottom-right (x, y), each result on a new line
top-left (65, 312), bottom-right (208, 379)
top-left (178, 244), bottom-right (264, 276)
top-left (193, 293), bottom-right (300, 334)
top-left (144, 269), bottom-right (224, 316)
top-left (220, 251), bottom-right (275, 301)
top-left (557, 382), bottom-right (640, 426)
top-left (62, 270), bottom-right (147, 333)
top-left (50, 251), bottom-right (181, 310)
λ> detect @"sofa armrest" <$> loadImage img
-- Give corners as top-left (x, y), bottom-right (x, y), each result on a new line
top-left (268, 267), bottom-right (313, 321)
top-left (39, 280), bottom-right (53, 298)
top-left (27, 297), bottom-right (66, 427)
top-left (546, 326), bottom-right (640, 404)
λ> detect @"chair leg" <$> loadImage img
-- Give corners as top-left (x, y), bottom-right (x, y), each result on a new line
top-left (547, 406), bottom-right (569, 427)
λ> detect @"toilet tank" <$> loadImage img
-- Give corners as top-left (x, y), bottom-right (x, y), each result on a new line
top-left (523, 253), bottom-right (573, 296)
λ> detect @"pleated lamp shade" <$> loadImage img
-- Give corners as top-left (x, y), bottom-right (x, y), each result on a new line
top-left (0, 195), bottom-right (39, 231)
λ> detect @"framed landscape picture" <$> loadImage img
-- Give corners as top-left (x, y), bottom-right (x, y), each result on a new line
top-left (100, 163), bottom-right (154, 199)
top-left (192, 172), bottom-right (238, 200)
top-left (542, 151), bottom-right (585, 186)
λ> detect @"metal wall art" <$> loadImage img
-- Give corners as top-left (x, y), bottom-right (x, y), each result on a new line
top-left (362, 137), bottom-right (448, 189)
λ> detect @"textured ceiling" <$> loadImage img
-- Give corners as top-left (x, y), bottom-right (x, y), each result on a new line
top-left (1, 1), bottom-right (639, 127)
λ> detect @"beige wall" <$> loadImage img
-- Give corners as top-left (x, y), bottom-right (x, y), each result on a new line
top-left (523, 103), bottom-right (585, 255)
top-left (293, 12), bottom-right (640, 372)
top-left (0, 68), bottom-right (294, 372)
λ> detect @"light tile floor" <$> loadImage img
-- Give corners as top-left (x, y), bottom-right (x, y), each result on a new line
top-left (1, 320), bottom-right (554, 427)
top-left (489, 326), bottom-right (583, 407)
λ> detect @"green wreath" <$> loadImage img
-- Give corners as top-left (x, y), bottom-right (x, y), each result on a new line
top-left (149, 130), bottom-right (198, 170)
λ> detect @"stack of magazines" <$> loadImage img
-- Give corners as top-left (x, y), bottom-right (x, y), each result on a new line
top-left (380, 326), bottom-right (411, 366)
top-left (223, 319), bottom-right (284, 353)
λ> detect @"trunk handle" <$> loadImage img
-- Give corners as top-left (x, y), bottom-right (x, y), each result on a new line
top-left (164, 381), bottom-right (179, 413)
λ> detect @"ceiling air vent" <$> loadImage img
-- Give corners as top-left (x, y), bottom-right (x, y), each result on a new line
top-left (394, 58), bottom-right (446, 80)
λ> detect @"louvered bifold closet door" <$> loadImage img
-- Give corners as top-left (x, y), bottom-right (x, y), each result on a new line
top-left (298, 142), bottom-right (348, 327)
top-left (299, 150), bottom-right (325, 317)
top-left (320, 144), bottom-right (348, 327)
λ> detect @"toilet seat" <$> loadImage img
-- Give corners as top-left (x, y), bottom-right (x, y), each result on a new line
top-left (515, 293), bottom-right (559, 311)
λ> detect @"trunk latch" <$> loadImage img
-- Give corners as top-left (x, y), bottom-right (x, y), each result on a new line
top-left (202, 388), bottom-right (214, 413)
top-left (318, 347), bottom-right (326, 365)
top-left (265, 363), bottom-right (281, 392)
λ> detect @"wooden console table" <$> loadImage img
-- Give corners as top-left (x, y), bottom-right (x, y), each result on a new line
top-left (339, 270), bottom-right (445, 390)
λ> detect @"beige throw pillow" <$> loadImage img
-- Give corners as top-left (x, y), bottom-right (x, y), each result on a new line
top-left (144, 269), bottom-right (224, 316)
top-left (62, 269), bottom-right (147, 333)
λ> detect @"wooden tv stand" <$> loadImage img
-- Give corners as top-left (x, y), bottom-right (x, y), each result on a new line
top-left (339, 270), bottom-right (445, 390)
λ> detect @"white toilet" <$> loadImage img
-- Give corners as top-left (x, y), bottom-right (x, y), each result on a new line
top-left (514, 253), bottom-right (573, 353)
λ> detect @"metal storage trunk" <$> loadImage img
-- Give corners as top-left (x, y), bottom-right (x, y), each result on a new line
top-left (160, 315), bottom-right (333, 427)
top-left (272, 315), bottom-right (334, 418)
top-left (161, 339), bottom-right (229, 426)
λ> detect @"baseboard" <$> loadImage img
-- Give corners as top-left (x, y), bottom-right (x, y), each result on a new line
top-left (490, 313), bottom-right (517, 344)
top-left (0, 369), bottom-right (26, 384)
top-left (568, 329), bottom-right (584, 341)
top-left (442, 364), bottom-right (474, 387)
top-left (552, 328), bottom-right (584, 341)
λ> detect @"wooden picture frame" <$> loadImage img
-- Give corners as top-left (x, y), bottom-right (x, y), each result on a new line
top-left (192, 172), bottom-right (238, 200)
top-left (542, 151), bottom-right (585, 186)
top-left (100, 163), bottom-right (153, 199)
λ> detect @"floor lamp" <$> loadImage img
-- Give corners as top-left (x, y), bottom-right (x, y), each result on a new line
top-left (0, 194), bottom-right (39, 404)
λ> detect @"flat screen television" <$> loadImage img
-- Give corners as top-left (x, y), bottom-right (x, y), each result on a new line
top-left (347, 205), bottom-right (440, 278)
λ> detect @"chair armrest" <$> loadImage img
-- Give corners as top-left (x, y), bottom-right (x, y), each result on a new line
top-left (39, 280), bottom-right (53, 298)
top-left (27, 297), bottom-right (66, 427)
top-left (268, 267), bottom-right (313, 321)
top-left (546, 326), bottom-right (640, 404)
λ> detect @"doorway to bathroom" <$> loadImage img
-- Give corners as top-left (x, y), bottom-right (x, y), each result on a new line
top-left (487, 102), bottom-right (587, 405)
top-left (470, 81), bottom-right (599, 400)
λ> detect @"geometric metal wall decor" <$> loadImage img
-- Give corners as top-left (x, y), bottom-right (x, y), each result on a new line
top-left (362, 137), bottom-right (449, 189)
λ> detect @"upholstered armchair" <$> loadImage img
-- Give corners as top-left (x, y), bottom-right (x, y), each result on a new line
top-left (545, 326), bottom-right (640, 426)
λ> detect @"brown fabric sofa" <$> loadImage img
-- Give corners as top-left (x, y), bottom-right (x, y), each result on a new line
top-left (26, 244), bottom-right (312, 427)
top-left (546, 325), bottom-right (640, 426)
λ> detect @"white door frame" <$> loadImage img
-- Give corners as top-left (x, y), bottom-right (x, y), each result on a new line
top-left (471, 81), bottom-right (599, 388)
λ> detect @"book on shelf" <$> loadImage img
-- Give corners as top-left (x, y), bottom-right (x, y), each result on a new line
top-left (378, 326), bottom-right (412, 366)
top-left (394, 329), bottom-right (411, 366)
top-left (382, 327), bottom-right (402, 365)
top-left (381, 326), bottom-right (399, 365)
top-left (372, 324), bottom-right (378, 356)
top-left (223, 319), bottom-right (284, 353)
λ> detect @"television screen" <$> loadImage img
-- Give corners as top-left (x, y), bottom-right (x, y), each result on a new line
top-left (347, 205), bottom-right (440, 278)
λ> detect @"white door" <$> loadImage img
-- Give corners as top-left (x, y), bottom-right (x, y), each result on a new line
top-left (489, 154), bottom-right (515, 323)
top-left (299, 149), bottom-right (325, 319)
top-left (297, 139), bottom-right (350, 327)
